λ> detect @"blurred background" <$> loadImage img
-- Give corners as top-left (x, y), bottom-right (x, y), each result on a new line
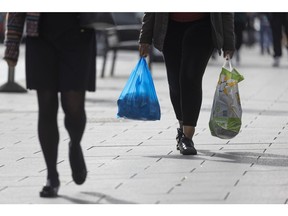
top-left (0, 12), bottom-right (287, 75)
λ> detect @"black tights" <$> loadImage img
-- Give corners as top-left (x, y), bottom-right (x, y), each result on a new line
top-left (163, 18), bottom-right (214, 127)
top-left (37, 90), bottom-right (86, 185)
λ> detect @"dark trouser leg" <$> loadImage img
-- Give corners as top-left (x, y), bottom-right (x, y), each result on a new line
top-left (181, 21), bottom-right (214, 126)
top-left (163, 19), bottom-right (213, 145)
top-left (163, 19), bottom-right (213, 127)
top-left (270, 14), bottom-right (283, 57)
top-left (284, 14), bottom-right (288, 50)
top-left (37, 90), bottom-right (60, 186)
top-left (180, 25), bottom-right (213, 126)
top-left (163, 21), bottom-right (183, 123)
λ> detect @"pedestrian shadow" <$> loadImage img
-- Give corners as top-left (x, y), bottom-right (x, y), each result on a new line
top-left (145, 154), bottom-right (207, 161)
top-left (198, 149), bottom-right (288, 167)
top-left (145, 149), bottom-right (288, 167)
top-left (85, 98), bottom-right (116, 105)
top-left (200, 106), bottom-right (288, 116)
top-left (59, 191), bottom-right (136, 204)
top-left (58, 194), bottom-right (95, 204)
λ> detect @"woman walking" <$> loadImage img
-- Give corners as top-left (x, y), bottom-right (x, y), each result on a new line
top-left (139, 13), bottom-right (235, 155)
top-left (4, 13), bottom-right (96, 197)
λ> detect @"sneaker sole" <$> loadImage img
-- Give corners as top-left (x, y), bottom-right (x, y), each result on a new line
top-left (180, 148), bottom-right (197, 155)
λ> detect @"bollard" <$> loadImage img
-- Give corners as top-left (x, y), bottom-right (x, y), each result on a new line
top-left (0, 66), bottom-right (27, 93)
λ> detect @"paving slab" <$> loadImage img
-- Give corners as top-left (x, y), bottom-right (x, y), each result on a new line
top-left (1, 44), bottom-right (288, 205)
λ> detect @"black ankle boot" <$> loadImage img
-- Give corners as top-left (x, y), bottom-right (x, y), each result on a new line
top-left (39, 179), bottom-right (60, 198)
top-left (178, 134), bottom-right (197, 155)
top-left (69, 142), bottom-right (87, 185)
top-left (176, 128), bottom-right (183, 150)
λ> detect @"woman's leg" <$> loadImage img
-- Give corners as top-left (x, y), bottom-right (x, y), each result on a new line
top-left (61, 91), bottom-right (86, 146)
top-left (163, 20), bottom-right (213, 155)
top-left (180, 20), bottom-right (214, 140)
top-left (163, 20), bottom-right (184, 125)
top-left (60, 90), bottom-right (87, 184)
top-left (171, 20), bottom-right (213, 155)
top-left (37, 90), bottom-right (60, 186)
top-left (163, 21), bottom-right (187, 149)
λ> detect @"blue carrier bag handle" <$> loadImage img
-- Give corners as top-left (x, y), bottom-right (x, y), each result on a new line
top-left (117, 57), bottom-right (161, 121)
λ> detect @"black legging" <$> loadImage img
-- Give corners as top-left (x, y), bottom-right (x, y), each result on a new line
top-left (37, 90), bottom-right (86, 185)
top-left (163, 18), bottom-right (214, 126)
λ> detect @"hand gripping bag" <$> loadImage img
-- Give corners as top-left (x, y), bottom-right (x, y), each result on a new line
top-left (117, 57), bottom-right (161, 120)
top-left (209, 59), bottom-right (244, 139)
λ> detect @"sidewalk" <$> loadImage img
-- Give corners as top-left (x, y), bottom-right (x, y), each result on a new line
top-left (1, 44), bottom-right (288, 204)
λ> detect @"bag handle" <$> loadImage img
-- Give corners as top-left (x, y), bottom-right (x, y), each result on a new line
top-left (222, 59), bottom-right (233, 71)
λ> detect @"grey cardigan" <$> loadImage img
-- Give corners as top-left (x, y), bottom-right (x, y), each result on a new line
top-left (139, 13), bottom-right (235, 55)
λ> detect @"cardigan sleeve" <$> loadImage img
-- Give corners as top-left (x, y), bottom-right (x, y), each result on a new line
top-left (139, 13), bottom-right (155, 45)
top-left (221, 13), bottom-right (235, 51)
top-left (4, 13), bottom-right (26, 62)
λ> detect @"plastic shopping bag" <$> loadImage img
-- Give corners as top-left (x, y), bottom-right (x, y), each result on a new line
top-left (209, 59), bottom-right (244, 139)
top-left (117, 57), bottom-right (161, 121)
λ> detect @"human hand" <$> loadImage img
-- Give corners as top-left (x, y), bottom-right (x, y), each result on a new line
top-left (139, 43), bottom-right (150, 57)
top-left (223, 50), bottom-right (234, 60)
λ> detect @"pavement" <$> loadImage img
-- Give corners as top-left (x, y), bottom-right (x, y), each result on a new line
top-left (1, 43), bottom-right (288, 205)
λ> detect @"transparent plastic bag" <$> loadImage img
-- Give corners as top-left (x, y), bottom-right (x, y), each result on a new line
top-left (209, 59), bottom-right (244, 139)
top-left (117, 57), bottom-right (161, 121)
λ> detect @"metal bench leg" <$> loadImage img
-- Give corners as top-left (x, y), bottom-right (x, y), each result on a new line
top-left (110, 50), bottom-right (117, 76)
top-left (101, 49), bottom-right (107, 78)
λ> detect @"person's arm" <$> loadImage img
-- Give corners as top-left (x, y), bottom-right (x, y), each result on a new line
top-left (4, 13), bottom-right (26, 66)
top-left (221, 13), bottom-right (235, 59)
top-left (138, 13), bottom-right (155, 57)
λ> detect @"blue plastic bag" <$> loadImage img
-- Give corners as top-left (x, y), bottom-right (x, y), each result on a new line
top-left (117, 57), bottom-right (161, 120)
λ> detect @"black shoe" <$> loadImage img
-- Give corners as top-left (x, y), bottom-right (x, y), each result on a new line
top-left (178, 135), bottom-right (197, 155)
top-left (69, 142), bottom-right (87, 185)
top-left (39, 179), bottom-right (60, 198)
top-left (176, 128), bottom-right (183, 150)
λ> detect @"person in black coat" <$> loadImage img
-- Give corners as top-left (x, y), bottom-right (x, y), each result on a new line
top-left (139, 13), bottom-right (235, 156)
